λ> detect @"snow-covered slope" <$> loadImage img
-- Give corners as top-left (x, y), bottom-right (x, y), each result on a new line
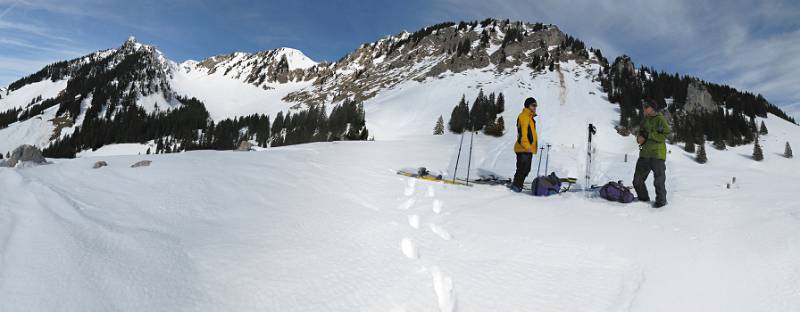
top-left (1, 127), bottom-right (798, 311)
top-left (0, 79), bottom-right (68, 112)
top-left (0, 107), bottom-right (59, 153)
top-left (171, 59), bottom-right (315, 121)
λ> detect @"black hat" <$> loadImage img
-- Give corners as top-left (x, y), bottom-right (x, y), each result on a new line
top-left (642, 99), bottom-right (658, 110)
top-left (524, 97), bottom-right (537, 108)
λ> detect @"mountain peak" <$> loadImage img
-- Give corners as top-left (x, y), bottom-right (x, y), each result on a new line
top-left (268, 47), bottom-right (318, 70)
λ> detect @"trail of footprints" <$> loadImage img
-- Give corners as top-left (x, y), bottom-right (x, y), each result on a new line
top-left (398, 179), bottom-right (456, 312)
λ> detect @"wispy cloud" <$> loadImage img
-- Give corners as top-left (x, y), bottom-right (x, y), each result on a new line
top-left (429, 0), bottom-right (800, 112)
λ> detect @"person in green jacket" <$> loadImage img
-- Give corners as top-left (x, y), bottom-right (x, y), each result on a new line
top-left (633, 100), bottom-right (671, 208)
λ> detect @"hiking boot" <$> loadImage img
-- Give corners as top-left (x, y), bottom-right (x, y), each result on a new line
top-left (653, 201), bottom-right (667, 208)
top-left (637, 197), bottom-right (650, 202)
top-left (509, 184), bottom-right (523, 193)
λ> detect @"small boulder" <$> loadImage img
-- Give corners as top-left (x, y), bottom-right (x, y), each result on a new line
top-left (130, 160), bottom-right (152, 168)
top-left (93, 161), bottom-right (108, 169)
top-left (0, 144), bottom-right (47, 168)
top-left (237, 141), bottom-right (254, 151)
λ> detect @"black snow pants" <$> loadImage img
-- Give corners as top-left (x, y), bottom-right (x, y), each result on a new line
top-left (513, 152), bottom-right (533, 189)
top-left (632, 157), bottom-right (667, 204)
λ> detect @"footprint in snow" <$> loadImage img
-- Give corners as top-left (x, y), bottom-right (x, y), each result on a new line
top-left (430, 224), bottom-right (452, 241)
top-left (408, 215), bottom-right (420, 229)
top-left (432, 199), bottom-right (443, 214)
top-left (404, 179), bottom-right (416, 196)
top-left (398, 198), bottom-right (416, 210)
top-left (431, 266), bottom-right (456, 312)
top-left (401, 238), bottom-right (418, 259)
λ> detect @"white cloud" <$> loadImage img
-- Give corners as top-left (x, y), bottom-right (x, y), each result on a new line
top-left (428, 0), bottom-right (800, 112)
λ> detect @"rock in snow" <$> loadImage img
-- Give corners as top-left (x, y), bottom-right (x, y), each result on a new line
top-left (93, 161), bottom-right (108, 169)
top-left (237, 141), bottom-right (254, 151)
top-left (130, 160), bottom-right (152, 168)
top-left (0, 144), bottom-right (47, 167)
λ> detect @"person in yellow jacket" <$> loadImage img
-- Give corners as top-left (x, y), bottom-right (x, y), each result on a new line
top-left (510, 97), bottom-right (538, 192)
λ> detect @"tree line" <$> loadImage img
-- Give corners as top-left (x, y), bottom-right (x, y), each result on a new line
top-left (445, 90), bottom-right (505, 137)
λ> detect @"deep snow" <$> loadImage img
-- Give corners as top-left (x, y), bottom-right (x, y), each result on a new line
top-left (1, 54), bottom-right (799, 312)
top-left (1, 131), bottom-right (799, 311)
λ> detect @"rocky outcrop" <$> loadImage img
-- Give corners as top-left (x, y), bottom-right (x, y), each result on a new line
top-left (685, 81), bottom-right (718, 114)
top-left (283, 20), bottom-right (592, 107)
top-left (93, 161), bottom-right (108, 169)
top-left (0, 145), bottom-right (47, 167)
top-left (611, 55), bottom-right (635, 77)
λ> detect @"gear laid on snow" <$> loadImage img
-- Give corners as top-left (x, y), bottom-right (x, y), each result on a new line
top-left (599, 181), bottom-right (635, 203)
top-left (397, 167), bottom-right (469, 186)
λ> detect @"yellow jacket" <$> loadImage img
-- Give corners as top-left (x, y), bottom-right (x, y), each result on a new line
top-left (514, 107), bottom-right (538, 153)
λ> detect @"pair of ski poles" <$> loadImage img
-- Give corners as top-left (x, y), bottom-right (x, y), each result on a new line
top-left (452, 124), bottom-right (475, 186)
top-left (535, 143), bottom-right (552, 178)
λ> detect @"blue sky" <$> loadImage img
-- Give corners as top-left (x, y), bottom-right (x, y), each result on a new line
top-left (1, 0), bottom-right (798, 116)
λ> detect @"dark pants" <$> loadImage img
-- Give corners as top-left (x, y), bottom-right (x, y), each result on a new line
top-left (513, 152), bottom-right (533, 188)
top-left (632, 157), bottom-right (667, 204)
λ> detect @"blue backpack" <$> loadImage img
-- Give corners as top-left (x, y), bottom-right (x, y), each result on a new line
top-left (532, 173), bottom-right (562, 196)
top-left (599, 181), bottom-right (635, 203)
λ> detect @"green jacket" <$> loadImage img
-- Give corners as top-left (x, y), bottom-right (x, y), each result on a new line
top-left (639, 113), bottom-right (671, 160)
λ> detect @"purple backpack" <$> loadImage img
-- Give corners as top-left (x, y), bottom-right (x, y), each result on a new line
top-left (599, 181), bottom-right (635, 203)
top-left (532, 173), bottom-right (562, 196)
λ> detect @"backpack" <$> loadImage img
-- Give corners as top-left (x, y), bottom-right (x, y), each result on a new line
top-left (599, 181), bottom-right (635, 203)
top-left (532, 172), bottom-right (562, 196)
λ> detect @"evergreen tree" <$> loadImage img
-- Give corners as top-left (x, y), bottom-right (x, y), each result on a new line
top-left (483, 116), bottom-right (505, 137)
top-left (470, 89), bottom-right (488, 130)
top-left (759, 121), bottom-right (768, 135)
top-left (496, 116), bottom-right (505, 133)
top-left (433, 115), bottom-right (445, 135)
top-left (696, 143), bottom-right (707, 164)
top-left (496, 93), bottom-right (505, 114)
top-left (146, 147), bottom-right (151, 154)
top-left (448, 95), bottom-right (470, 133)
top-left (785, 141), bottom-right (793, 158)
top-left (753, 136), bottom-right (764, 161)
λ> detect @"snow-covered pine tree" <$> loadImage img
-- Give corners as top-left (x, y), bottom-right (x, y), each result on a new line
top-left (696, 143), bottom-right (707, 164)
top-left (433, 115), bottom-right (445, 135)
top-left (785, 142), bottom-right (793, 158)
top-left (759, 121), bottom-right (768, 135)
top-left (753, 136), bottom-right (764, 161)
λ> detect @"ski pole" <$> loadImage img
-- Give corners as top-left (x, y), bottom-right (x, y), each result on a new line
top-left (453, 131), bottom-right (465, 183)
top-left (536, 146), bottom-right (545, 177)
top-left (466, 129), bottom-right (474, 186)
top-left (544, 143), bottom-right (551, 175)
top-left (585, 124), bottom-right (596, 191)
